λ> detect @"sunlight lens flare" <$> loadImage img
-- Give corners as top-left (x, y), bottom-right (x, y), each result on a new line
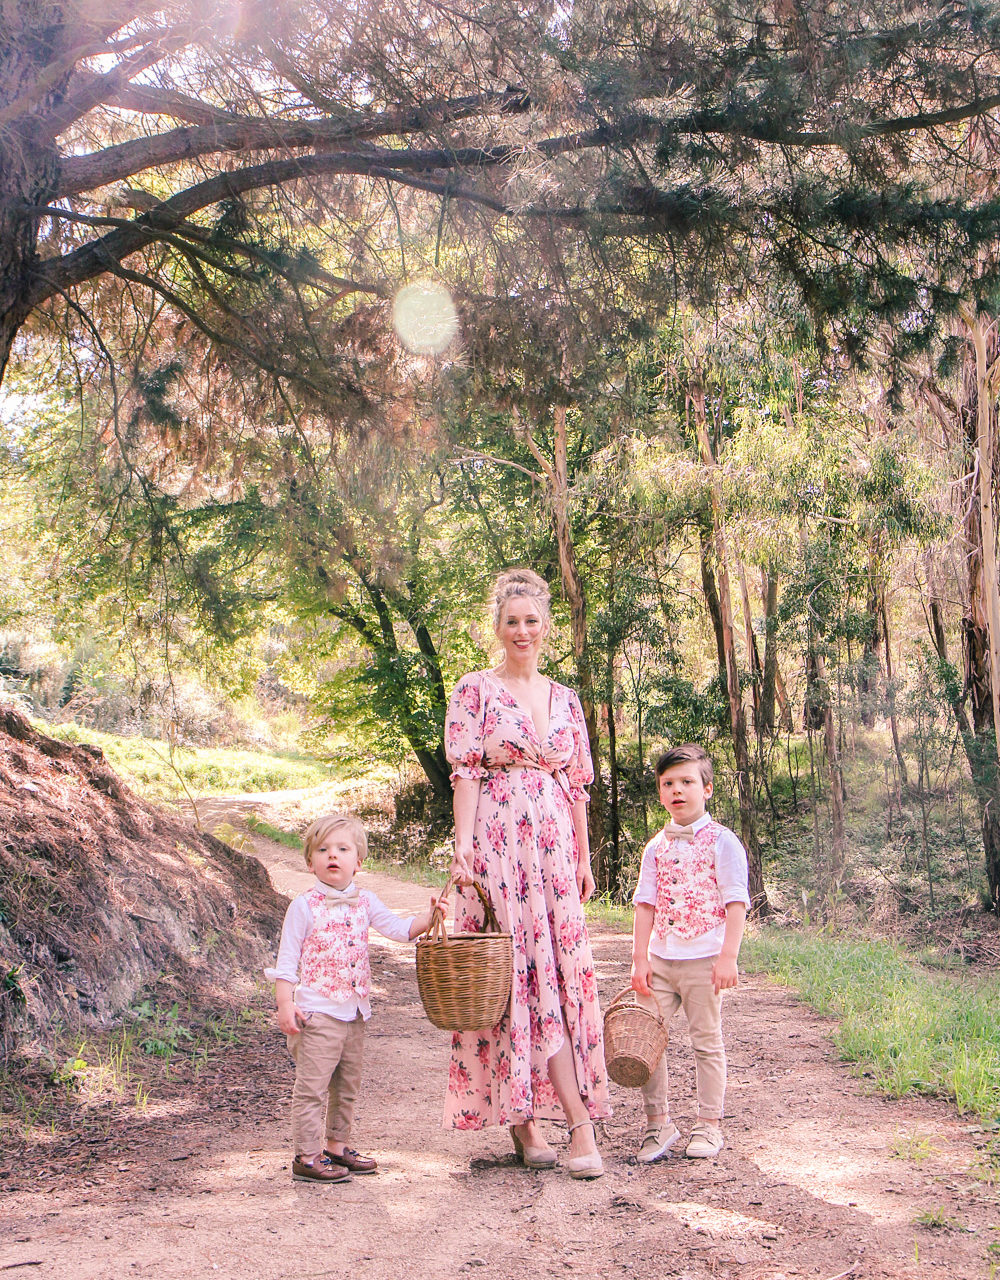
top-left (391, 281), bottom-right (459, 355)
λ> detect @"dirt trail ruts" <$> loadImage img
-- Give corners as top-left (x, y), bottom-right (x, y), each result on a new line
top-left (3, 792), bottom-right (997, 1279)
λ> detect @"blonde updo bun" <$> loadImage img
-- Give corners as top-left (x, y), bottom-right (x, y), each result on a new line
top-left (490, 568), bottom-right (551, 631)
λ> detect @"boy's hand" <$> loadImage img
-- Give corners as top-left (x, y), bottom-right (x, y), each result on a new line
top-left (276, 1004), bottom-right (307, 1036)
top-left (711, 954), bottom-right (739, 995)
top-left (630, 957), bottom-right (653, 997)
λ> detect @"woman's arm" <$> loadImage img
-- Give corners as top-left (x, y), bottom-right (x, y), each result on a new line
top-left (571, 796), bottom-right (595, 903)
top-left (450, 775), bottom-right (481, 885)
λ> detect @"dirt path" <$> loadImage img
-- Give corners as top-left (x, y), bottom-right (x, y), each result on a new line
top-left (3, 795), bottom-right (998, 1279)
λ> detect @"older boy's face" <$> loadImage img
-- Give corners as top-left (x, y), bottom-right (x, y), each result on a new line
top-left (309, 833), bottom-right (361, 890)
top-left (658, 764), bottom-right (713, 826)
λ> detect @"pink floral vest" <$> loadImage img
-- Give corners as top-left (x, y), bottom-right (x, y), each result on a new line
top-left (652, 822), bottom-right (727, 942)
top-left (299, 889), bottom-right (371, 1003)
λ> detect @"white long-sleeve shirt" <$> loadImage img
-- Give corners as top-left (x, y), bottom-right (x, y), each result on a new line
top-left (265, 879), bottom-right (414, 1022)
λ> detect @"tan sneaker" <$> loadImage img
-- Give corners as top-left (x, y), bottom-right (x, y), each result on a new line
top-left (685, 1122), bottom-right (724, 1158)
top-left (637, 1120), bottom-right (681, 1164)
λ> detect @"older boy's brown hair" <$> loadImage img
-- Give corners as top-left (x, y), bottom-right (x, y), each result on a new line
top-left (302, 813), bottom-right (368, 865)
top-left (654, 743), bottom-right (714, 787)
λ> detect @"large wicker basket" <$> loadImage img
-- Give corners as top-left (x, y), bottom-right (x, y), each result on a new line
top-left (416, 879), bottom-right (513, 1031)
top-left (603, 986), bottom-right (668, 1088)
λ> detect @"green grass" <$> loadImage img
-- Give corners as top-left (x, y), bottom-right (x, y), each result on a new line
top-left (244, 812), bottom-right (304, 848)
top-left (744, 928), bottom-right (1000, 1123)
top-left (42, 722), bottom-right (336, 799)
top-left (584, 893), bottom-right (634, 930)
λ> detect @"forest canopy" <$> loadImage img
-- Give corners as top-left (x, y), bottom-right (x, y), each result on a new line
top-left (5, 0), bottom-right (1000, 916)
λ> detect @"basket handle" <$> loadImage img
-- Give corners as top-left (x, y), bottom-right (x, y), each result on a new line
top-left (422, 875), bottom-right (503, 944)
top-left (607, 985), bottom-right (664, 1021)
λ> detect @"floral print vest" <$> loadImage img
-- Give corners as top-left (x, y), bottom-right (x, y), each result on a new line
top-left (652, 823), bottom-right (727, 942)
top-left (299, 888), bottom-right (371, 1003)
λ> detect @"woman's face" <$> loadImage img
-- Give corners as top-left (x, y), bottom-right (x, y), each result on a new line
top-left (496, 594), bottom-right (550, 666)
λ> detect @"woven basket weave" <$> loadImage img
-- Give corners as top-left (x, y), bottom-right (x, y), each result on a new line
top-left (603, 986), bottom-right (669, 1088)
top-left (416, 879), bottom-right (513, 1031)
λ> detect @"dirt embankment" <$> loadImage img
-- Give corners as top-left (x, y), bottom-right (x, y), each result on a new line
top-left (0, 705), bottom-right (285, 1053)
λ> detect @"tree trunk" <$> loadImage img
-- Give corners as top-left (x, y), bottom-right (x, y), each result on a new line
top-left (812, 644), bottom-right (847, 887)
top-left (946, 309), bottom-right (1000, 910)
top-left (699, 527), bottom-right (728, 684)
top-left (514, 404), bottom-right (608, 884)
top-left (690, 385), bottom-right (767, 910)
top-left (858, 578), bottom-right (883, 729)
top-left (927, 574), bottom-right (1000, 910)
top-left (0, 29), bottom-right (69, 383)
top-left (605, 644), bottom-right (622, 897)
top-left (880, 590), bottom-right (909, 790)
top-left (759, 565), bottom-right (793, 734)
top-left (733, 547), bottom-right (763, 737)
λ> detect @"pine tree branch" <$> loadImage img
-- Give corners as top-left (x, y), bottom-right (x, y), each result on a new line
top-left (38, 31), bottom-right (199, 140)
top-left (55, 88), bottom-right (533, 197)
top-left (33, 254), bottom-right (345, 405)
top-left (24, 204), bottom-right (389, 301)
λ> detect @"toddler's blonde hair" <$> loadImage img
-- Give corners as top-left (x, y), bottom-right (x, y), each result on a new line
top-left (302, 812), bottom-right (368, 865)
top-left (490, 567), bottom-right (551, 631)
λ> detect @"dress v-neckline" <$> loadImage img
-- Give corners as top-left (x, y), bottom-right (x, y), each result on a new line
top-left (488, 669), bottom-right (554, 742)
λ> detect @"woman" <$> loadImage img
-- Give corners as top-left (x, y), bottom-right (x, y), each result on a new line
top-left (442, 568), bottom-right (610, 1178)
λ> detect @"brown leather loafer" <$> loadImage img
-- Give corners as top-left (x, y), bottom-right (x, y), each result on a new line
top-left (324, 1147), bottom-right (378, 1175)
top-left (292, 1154), bottom-right (352, 1183)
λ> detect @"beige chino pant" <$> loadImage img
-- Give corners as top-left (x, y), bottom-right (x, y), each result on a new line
top-left (287, 1011), bottom-right (365, 1155)
top-left (640, 953), bottom-right (726, 1122)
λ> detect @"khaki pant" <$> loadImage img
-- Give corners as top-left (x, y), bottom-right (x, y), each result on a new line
top-left (640, 954), bottom-right (726, 1122)
top-left (287, 1011), bottom-right (365, 1155)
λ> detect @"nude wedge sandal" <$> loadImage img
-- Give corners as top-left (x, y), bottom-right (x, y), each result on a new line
top-left (565, 1119), bottom-right (603, 1180)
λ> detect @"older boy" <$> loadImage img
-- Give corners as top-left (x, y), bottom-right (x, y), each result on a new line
top-left (630, 744), bottom-right (750, 1162)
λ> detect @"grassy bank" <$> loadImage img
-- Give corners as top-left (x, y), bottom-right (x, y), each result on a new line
top-left (43, 722), bottom-right (336, 800)
top-left (744, 929), bottom-right (1000, 1124)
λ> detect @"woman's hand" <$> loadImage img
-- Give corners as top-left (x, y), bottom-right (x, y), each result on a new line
top-left (576, 860), bottom-right (595, 904)
top-left (450, 846), bottom-right (474, 886)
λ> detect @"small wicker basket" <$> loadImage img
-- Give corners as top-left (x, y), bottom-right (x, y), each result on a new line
top-left (603, 986), bottom-right (668, 1088)
top-left (416, 879), bottom-right (513, 1031)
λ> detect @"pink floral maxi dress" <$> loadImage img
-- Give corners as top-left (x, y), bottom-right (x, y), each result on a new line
top-left (442, 670), bottom-right (611, 1129)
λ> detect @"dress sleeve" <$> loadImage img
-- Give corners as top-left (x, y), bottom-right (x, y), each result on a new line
top-left (445, 672), bottom-right (488, 783)
top-left (565, 688), bottom-right (595, 803)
